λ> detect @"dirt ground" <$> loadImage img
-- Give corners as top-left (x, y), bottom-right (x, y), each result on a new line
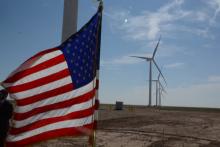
top-left (33, 105), bottom-right (220, 147)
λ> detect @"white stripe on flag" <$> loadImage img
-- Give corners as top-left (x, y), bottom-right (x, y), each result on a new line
top-left (7, 50), bottom-right (62, 78)
top-left (11, 76), bottom-right (72, 99)
top-left (7, 115), bottom-right (93, 142)
top-left (3, 62), bottom-right (68, 87)
top-left (14, 97), bottom-right (95, 128)
top-left (15, 79), bottom-right (96, 113)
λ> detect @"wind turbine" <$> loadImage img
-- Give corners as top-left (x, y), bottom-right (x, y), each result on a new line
top-left (130, 36), bottom-right (166, 107)
top-left (155, 67), bottom-right (167, 107)
top-left (158, 81), bottom-right (166, 107)
top-left (152, 78), bottom-right (166, 107)
top-left (158, 80), bottom-right (166, 106)
top-left (155, 71), bottom-right (167, 107)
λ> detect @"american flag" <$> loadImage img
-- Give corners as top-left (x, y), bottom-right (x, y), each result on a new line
top-left (1, 7), bottom-right (102, 147)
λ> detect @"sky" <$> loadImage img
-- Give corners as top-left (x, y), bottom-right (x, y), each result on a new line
top-left (1, 0), bottom-right (220, 108)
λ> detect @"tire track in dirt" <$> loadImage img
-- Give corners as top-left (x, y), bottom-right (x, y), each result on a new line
top-left (99, 128), bottom-right (220, 143)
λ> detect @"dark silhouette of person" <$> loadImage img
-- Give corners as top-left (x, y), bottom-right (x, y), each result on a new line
top-left (0, 89), bottom-right (13, 147)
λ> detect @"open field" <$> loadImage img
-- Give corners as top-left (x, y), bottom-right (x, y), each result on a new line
top-left (34, 104), bottom-right (220, 147)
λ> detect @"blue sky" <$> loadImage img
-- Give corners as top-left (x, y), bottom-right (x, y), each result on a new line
top-left (1, 0), bottom-right (220, 108)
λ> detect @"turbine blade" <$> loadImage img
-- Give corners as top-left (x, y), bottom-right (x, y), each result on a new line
top-left (157, 73), bottom-right (161, 80)
top-left (153, 60), bottom-right (167, 85)
top-left (157, 66), bottom-right (164, 80)
top-left (130, 56), bottom-right (150, 60)
top-left (152, 35), bottom-right (161, 59)
top-left (161, 88), bottom-right (167, 95)
top-left (163, 89), bottom-right (167, 94)
top-left (161, 86), bottom-right (167, 94)
top-left (158, 80), bottom-right (166, 93)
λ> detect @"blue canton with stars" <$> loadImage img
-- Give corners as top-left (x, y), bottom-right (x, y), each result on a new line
top-left (59, 11), bottom-right (100, 89)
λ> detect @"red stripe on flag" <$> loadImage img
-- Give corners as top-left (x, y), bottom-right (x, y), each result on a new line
top-left (17, 83), bottom-right (74, 106)
top-left (4, 54), bottom-right (65, 83)
top-left (6, 123), bottom-right (94, 147)
top-left (10, 106), bottom-right (95, 135)
top-left (14, 89), bottom-right (96, 120)
top-left (27, 48), bottom-right (59, 62)
top-left (10, 48), bottom-right (59, 75)
top-left (7, 69), bottom-right (70, 93)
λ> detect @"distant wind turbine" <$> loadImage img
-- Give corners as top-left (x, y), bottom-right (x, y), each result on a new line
top-left (158, 81), bottom-right (166, 107)
top-left (151, 78), bottom-right (166, 107)
top-left (130, 36), bottom-right (166, 107)
top-left (156, 80), bottom-right (166, 107)
top-left (155, 67), bottom-right (167, 107)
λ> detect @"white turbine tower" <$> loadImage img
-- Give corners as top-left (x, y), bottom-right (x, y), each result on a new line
top-left (156, 79), bottom-right (166, 107)
top-left (130, 36), bottom-right (166, 107)
top-left (158, 80), bottom-right (166, 107)
top-left (155, 67), bottom-right (167, 107)
top-left (62, 0), bottom-right (78, 42)
top-left (152, 75), bottom-right (166, 107)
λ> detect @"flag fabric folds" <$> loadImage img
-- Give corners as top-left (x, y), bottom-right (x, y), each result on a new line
top-left (1, 7), bottom-right (102, 147)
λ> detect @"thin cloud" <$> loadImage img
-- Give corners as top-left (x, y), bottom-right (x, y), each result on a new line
top-left (165, 62), bottom-right (185, 69)
top-left (208, 75), bottom-right (220, 82)
top-left (108, 0), bottom-right (191, 40)
top-left (107, 0), bottom-right (219, 42)
top-left (206, 0), bottom-right (220, 25)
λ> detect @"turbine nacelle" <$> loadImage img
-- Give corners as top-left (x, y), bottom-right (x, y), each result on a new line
top-left (130, 55), bottom-right (166, 86)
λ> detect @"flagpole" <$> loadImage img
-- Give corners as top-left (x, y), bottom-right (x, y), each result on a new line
top-left (89, 1), bottom-right (103, 147)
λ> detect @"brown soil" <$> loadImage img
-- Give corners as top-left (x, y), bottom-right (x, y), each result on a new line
top-left (32, 105), bottom-right (220, 147)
